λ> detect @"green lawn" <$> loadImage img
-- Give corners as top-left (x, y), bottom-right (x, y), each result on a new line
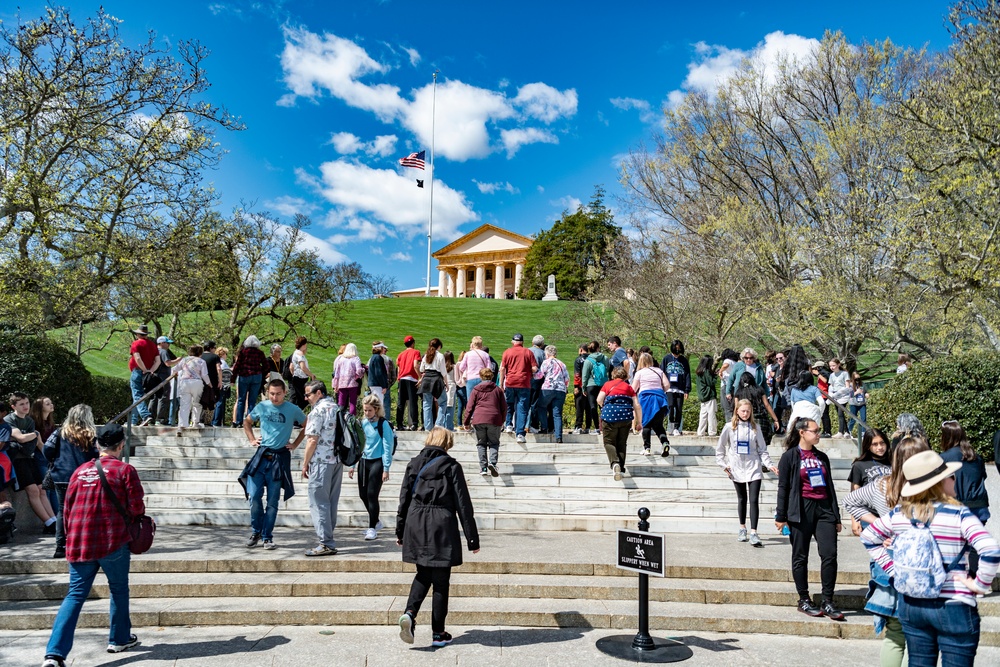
top-left (73, 298), bottom-right (578, 379)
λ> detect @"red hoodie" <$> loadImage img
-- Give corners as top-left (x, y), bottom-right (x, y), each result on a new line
top-left (464, 381), bottom-right (508, 427)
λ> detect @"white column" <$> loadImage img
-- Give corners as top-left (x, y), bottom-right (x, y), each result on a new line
top-left (454, 266), bottom-right (465, 297)
top-left (514, 262), bottom-right (524, 299)
top-left (475, 264), bottom-right (485, 297)
top-left (494, 263), bottom-right (505, 299)
top-left (438, 269), bottom-right (446, 297)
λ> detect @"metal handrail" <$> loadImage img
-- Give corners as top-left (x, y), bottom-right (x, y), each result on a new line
top-left (111, 372), bottom-right (178, 463)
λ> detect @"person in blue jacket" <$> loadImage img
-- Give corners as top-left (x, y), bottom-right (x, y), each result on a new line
top-left (725, 347), bottom-right (770, 403)
top-left (350, 394), bottom-right (394, 541)
top-left (43, 404), bottom-right (99, 559)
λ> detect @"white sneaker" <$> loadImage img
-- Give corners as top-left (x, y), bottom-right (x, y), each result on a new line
top-left (504, 424), bottom-right (514, 434)
top-left (612, 463), bottom-right (622, 481)
top-left (364, 528), bottom-right (377, 541)
top-left (516, 435), bottom-right (526, 444)
top-left (573, 428), bottom-right (583, 435)
top-left (375, 520), bottom-right (383, 532)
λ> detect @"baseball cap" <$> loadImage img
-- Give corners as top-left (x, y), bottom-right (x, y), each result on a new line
top-left (404, 335), bottom-right (415, 344)
top-left (156, 336), bottom-right (174, 344)
top-left (512, 333), bottom-right (524, 342)
top-left (97, 423), bottom-right (125, 448)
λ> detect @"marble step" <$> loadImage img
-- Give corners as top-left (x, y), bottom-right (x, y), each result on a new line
top-left (132, 509), bottom-right (754, 533)
top-left (128, 456), bottom-right (854, 472)
top-left (1, 595), bottom-right (997, 644)
top-left (141, 493), bottom-right (764, 518)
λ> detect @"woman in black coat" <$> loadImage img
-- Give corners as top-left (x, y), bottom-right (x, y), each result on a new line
top-left (774, 417), bottom-right (844, 621)
top-left (396, 426), bottom-right (479, 648)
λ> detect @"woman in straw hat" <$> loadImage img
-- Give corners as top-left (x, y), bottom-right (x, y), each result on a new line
top-left (860, 450), bottom-right (1000, 667)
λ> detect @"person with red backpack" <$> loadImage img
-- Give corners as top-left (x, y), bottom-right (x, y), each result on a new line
top-left (597, 366), bottom-right (639, 481)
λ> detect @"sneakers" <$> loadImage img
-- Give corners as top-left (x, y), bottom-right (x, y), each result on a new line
top-left (480, 468), bottom-right (489, 476)
top-left (375, 520), bottom-right (383, 532)
top-left (515, 434), bottom-right (526, 444)
top-left (487, 463), bottom-right (499, 478)
top-left (245, 533), bottom-right (261, 548)
top-left (432, 631), bottom-right (453, 647)
top-left (661, 442), bottom-right (671, 457)
top-left (821, 600), bottom-right (845, 621)
top-left (398, 612), bottom-right (415, 644)
top-left (304, 545), bottom-right (337, 557)
top-left (504, 424), bottom-right (514, 434)
top-left (42, 522), bottom-right (56, 535)
top-left (138, 417), bottom-right (153, 427)
top-left (52, 547), bottom-right (66, 559)
top-left (737, 527), bottom-right (748, 542)
top-left (364, 528), bottom-right (378, 541)
top-left (528, 426), bottom-right (541, 434)
top-left (642, 448), bottom-right (651, 455)
top-left (671, 429), bottom-right (681, 437)
top-left (42, 657), bottom-right (66, 667)
top-left (262, 539), bottom-right (276, 550)
top-left (555, 437), bottom-right (562, 443)
top-left (797, 598), bottom-right (824, 617)
top-left (107, 634), bottom-right (140, 653)
top-left (749, 532), bottom-right (762, 548)
top-left (612, 463), bottom-right (622, 481)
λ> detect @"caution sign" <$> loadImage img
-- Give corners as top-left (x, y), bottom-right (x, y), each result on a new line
top-left (616, 529), bottom-right (665, 577)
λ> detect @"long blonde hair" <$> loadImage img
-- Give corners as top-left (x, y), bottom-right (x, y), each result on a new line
top-left (730, 399), bottom-right (757, 431)
top-left (62, 404), bottom-right (97, 451)
top-left (900, 483), bottom-right (961, 525)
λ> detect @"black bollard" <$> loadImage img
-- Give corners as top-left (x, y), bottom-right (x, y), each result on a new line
top-left (633, 507), bottom-right (655, 651)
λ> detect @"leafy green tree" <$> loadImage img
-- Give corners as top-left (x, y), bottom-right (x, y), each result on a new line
top-left (0, 7), bottom-right (242, 332)
top-left (519, 187), bottom-right (622, 300)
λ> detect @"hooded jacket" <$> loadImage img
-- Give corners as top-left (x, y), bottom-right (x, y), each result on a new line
top-left (396, 446), bottom-right (479, 567)
top-left (464, 380), bottom-right (508, 427)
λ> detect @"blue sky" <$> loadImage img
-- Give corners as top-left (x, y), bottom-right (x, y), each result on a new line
top-left (5, 1), bottom-right (955, 288)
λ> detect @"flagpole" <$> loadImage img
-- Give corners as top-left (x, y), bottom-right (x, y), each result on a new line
top-left (424, 70), bottom-right (438, 297)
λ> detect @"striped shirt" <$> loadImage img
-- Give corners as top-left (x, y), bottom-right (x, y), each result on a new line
top-left (860, 502), bottom-right (1000, 606)
top-left (843, 478), bottom-right (891, 521)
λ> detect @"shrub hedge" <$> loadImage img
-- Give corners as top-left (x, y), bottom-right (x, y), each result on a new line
top-left (867, 352), bottom-right (1000, 460)
top-left (90, 375), bottom-right (134, 423)
top-left (0, 333), bottom-right (93, 420)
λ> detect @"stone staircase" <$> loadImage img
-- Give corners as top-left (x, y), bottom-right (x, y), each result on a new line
top-left (124, 427), bottom-right (862, 534)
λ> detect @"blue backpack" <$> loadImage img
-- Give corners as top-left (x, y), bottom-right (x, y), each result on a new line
top-left (890, 505), bottom-right (968, 599)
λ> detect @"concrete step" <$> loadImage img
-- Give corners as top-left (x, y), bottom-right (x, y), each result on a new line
top-left (1, 594), bottom-right (997, 643)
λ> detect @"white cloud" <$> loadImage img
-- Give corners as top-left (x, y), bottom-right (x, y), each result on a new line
top-left (514, 83), bottom-right (578, 123)
top-left (389, 252), bottom-right (412, 262)
top-left (265, 195), bottom-right (318, 218)
top-left (370, 246), bottom-right (383, 255)
top-left (667, 31), bottom-right (819, 107)
top-left (537, 185), bottom-right (545, 193)
top-left (330, 131), bottom-right (363, 154)
top-left (473, 180), bottom-right (519, 195)
top-left (500, 128), bottom-right (558, 158)
top-left (278, 26), bottom-right (575, 161)
top-left (552, 196), bottom-right (582, 212)
top-left (295, 227), bottom-right (350, 265)
top-left (610, 96), bottom-right (658, 123)
top-left (311, 160), bottom-right (477, 240)
top-left (329, 132), bottom-right (397, 157)
top-left (404, 47), bottom-right (421, 67)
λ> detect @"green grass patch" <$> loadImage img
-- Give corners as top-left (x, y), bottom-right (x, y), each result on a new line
top-left (67, 298), bottom-right (578, 379)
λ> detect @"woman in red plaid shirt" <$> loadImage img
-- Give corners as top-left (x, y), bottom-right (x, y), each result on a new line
top-left (42, 424), bottom-right (145, 667)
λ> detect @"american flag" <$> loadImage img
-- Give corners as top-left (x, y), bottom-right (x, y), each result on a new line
top-left (398, 151), bottom-right (426, 170)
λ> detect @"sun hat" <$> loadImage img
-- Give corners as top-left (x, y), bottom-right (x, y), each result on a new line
top-left (132, 324), bottom-right (150, 336)
top-left (900, 450), bottom-right (962, 497)
top-left (810, 361), bottom-right (825, 369)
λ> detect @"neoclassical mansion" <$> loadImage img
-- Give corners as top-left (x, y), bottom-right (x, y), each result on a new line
top-left (393, 224), bottom-right (533, 299)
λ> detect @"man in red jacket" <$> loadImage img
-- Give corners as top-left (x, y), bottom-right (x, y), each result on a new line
top-left (43, 424), bottom-right (145, 667)
top-left (499, 333), bottom-right (538, 444)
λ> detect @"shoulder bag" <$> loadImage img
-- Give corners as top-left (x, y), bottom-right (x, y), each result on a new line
top-left (95, 458), bottom-right (155, 554)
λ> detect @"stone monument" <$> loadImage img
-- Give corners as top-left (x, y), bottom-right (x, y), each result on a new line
top-left (541, 274), bottom-right (559, 301)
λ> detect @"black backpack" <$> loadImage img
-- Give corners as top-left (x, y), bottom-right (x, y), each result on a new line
top-left (336, 407), bottom-right (364, 467)
top-left (281, 353), bottom-right (295, 382)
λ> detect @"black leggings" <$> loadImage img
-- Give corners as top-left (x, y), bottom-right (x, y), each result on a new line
top-left (641, 405), bottom-right (669, 449)
top-left (788, 496), bottom-right (839, 601)
top-left (574, 389), bottom-right (593, 429)
top-left (666, 392), bottom-right (685, 431)
top-left (405, 565), bottom-right (452, 633)
top-left (357, 457), bottom-right (384, 529)
top-left (821, 404), bottom-right (832, 435)
top-left (733, 479), bottom-right (762, 529)
top-left (586, 386), bottom-right (601, 429)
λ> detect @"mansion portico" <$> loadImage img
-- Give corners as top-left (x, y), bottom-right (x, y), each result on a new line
top-left (432, 224), bottom-right (534, 299)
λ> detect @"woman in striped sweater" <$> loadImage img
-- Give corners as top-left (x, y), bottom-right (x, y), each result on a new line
top-left (860, 450), bottom-right (1000, 667)
top-left (843, 436), bottom-right (928, 667)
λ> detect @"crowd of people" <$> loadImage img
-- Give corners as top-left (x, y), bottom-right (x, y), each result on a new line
top-left (4, 327), bottom-right (998, 664)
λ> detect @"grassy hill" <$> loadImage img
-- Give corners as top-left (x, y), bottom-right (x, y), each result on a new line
top-left (74, 298), bottom-right (579, 379)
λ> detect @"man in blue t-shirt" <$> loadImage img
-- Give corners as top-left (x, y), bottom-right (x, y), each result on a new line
top-left (242, 379), bottom-right (306, 549)
top-left (607, 336), bottom-right (628, 368)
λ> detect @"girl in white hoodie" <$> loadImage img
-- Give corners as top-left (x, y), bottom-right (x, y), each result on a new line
top-left (716, 399), bottom-right (778, 547)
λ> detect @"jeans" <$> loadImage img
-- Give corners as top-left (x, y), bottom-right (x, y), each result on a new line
top-left (849, 404), bottom-right (867, 434)
top-left (212, 386), bottom-right (231, 426)
top-left (442, 405), bottom-right (455, 431)
top-left (35, 448), bottom-right (59, 512)
top-left (235, 375), bottom-right (262, 425)
top-left (129, 369), bottom-right (150, 423)
top-left (536, 390), bottom-right (566, 439)
top-left (528, 378), bottom-right (544, 429)
top-left (898, 596), bottom-right (980, 667)
top-left (54, 484), bottom-right (68, 552)
top-left (423, 390), bottom-right (446, 429)
top-left (246, 460), bottom-right (283, 540)
top-left (454, 386), bottom-right (467, 429)
top-left (46, 544), bottom-right (131, 659)
top-left (504, 387), bottom-right (531, 436)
